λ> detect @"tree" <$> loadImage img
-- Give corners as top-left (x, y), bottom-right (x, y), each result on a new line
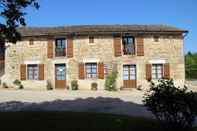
top-left (143, 79), bottom-right (197, 131)
top-left (0, 0), bottom-right (39, 43)
top-left (185, 52), bottom-right (197, 79)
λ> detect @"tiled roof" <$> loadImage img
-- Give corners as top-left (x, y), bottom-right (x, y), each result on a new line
top-left (18, 24), bottom-right (188, 37)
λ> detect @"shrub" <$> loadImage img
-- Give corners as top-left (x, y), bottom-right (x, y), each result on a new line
top-left (2, 82), bottom-right (8, 88)
top-left (19, 84), bottom-right (24, 89)
top-left (105, 71), bottom-right (118, 91)
top-left (91, 82), bottom-right (98, 91)
top-left (71, 80), bottom-right (78, 90)
top-left (143, 79), bottom-right (197, 131)
top-left (13, 79), bottom-right (21, 86)
top-left (46, 80), bottom-right (53, 90)
top-left (13, 79), bottom-right (24, 89)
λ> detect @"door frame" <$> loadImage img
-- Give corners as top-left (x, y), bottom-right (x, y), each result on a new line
top-left (55, 63), bottom-right (66, 89)
top-left (123, 64), bottom-right (137, 88)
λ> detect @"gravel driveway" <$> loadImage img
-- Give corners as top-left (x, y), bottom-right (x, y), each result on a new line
top-left (0, 89), bottom-right (153, 118)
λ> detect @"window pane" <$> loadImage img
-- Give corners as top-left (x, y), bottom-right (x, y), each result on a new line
top-left (28, 64), bottom-right (39, 80)
top-left (130, 75), bottom-right (136, 80)
top-left (123, 37), bottom-right (135, 55)
top-left (158, 74), bottom-right (162, 79)
top-left (123, 75), bottom-right (129, 80)
top-left (85, 63), bottom-right (97, 78)
top-left (152, 64), bottom-right (163, 79)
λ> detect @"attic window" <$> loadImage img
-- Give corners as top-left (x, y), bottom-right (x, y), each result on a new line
top-left (29, 39), bottom-right (34, 45)
top-left (153, 36), bottom-right (159, 42)
top-left (89, 36), bottom-right (94, 43)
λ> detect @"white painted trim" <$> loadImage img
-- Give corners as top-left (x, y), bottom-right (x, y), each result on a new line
top-left (52, 59), bottom-right (68, 64)
top-left (149, 59), bottom-right (166, 64)
top-left (83, 58), bottom-right (100, 63)
top-left (24, 60), bottom-right (41, 64)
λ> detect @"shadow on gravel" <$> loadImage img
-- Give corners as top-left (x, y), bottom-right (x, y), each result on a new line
top-left (0, 97), bottom-right (157, 131)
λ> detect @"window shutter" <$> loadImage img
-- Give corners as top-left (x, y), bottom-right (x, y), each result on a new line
top-left (20, 64), bottom-right (26, 80)
top-left (47, 39), bottom-right (53, 58)
top-left (67, 35), bottom-right (73, 58)
top-left (39, 64), bottom-right (44, 80)
top-left (79, 63), bottom-right (85, 79)
top-left (136, 36), bottom-right (144, 56)
top-left (98, 63), bottom-right (104, 79)
top-left (164, 63), bottom-right (170, 79)
top-left (146, 64), bottom-right (152, 81)
top-left (113, 36), bottom-right (122, 57)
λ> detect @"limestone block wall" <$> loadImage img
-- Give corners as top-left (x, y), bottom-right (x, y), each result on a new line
top-left (2, 34), bottom-right (185, 90)
top-left (115, 35), bottom-right (184, 89)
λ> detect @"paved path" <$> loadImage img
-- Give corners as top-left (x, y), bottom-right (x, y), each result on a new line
top-left (0, 89), bottom-right (153, 118)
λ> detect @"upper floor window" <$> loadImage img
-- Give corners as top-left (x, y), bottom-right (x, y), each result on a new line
top-left (27, 64), bottom-right (39, 80)
top-left (55, 38), bottom-right (66, 57)
top-left (89, 36), bottom-right (94, 43)
top-left (122, 36), bottom-right (135, 55)
top-left (85, 63), bottom-right (97, 79)
top-left (152, 64), bottom-right (163, 79)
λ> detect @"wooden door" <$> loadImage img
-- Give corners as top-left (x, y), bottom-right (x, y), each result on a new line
top-left (123, 65), bottom-right (136, 88)
top-left (55, 64), bottom-right (66, 89)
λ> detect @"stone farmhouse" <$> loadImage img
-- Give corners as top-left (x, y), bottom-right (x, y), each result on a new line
top-left (0, 25), bottom-right (188, 90)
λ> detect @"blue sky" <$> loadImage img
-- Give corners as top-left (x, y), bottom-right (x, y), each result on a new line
top-left (25, 0), bottom-right (197, 53)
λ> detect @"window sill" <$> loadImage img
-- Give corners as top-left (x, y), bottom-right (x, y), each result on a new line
top-left (85, 78), bottom-right (98, 80)
top-left (54, 56), bottom-right (67, 59)
top-left (122, 54), bottom-right (136, 57)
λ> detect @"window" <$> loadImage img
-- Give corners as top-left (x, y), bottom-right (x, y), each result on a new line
top-left (85, 63), bottom-right (97, 78)
top-left (27, 64), bottom-right (39, 80)
top-left (89, 36), bottom-right (94, 43)
top-left (123, 65), bottom-right (136, 80)
top-left (55, 38), bottom-right (66, 57)
top-left (153, 36), bottom-right (159, 42)
top-left (152, 64), bottom-right (163, 79)
top-left (122, 36), bottom-right (135, 55)
top-left (55, 64), bottom-right (66, 80)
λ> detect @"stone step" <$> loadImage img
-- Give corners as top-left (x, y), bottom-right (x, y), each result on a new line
top-left (120, 88), bottom-right (133, 91)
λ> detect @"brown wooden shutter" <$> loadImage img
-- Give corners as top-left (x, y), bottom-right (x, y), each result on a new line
top-left (98, 63), bottom-right (104, 79)
top-left (79, 63), bottom-right (85, 79)
top-left (47, 39), bottom-right (53, 58)
top-left (146, 64), bottom-right (152, 81)
top-left (20, 64), bottom-right (26, 80)
top-left (163, 63), bottom-right (170, 79)
top-left (39, 64), bottom-right (44, 80)
top-left (113, 36), bottom-right (122, 57)
top-left (67, 35), bottom-right (73, 58)
top-left (136, 36), bottom-right (144, 56)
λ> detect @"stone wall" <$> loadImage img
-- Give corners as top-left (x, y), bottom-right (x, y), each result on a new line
top-left (1, 35), bottom-right (185, 90)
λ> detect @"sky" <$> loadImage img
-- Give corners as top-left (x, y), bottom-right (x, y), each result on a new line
top-left (24, 0), bottom-right (197, 53)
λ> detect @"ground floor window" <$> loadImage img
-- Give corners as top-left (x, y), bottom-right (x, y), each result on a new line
top-left (85, 63), bottom-right (97, 79)
top-left (123, 65), bottom-right (136, 80)
top-left (152, 64), bottom-right (163, 79)
top-left (27, 64), bottom-right (39, 80)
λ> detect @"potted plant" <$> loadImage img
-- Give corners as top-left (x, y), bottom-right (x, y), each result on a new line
top-left (71, 80), bottom-right (78, 90)
top-left (91, 82), bottom-right (98, 91)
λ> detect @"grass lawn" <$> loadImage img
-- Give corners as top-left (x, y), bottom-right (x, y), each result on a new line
top-left (0, 112), bottom-right (196, 131)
